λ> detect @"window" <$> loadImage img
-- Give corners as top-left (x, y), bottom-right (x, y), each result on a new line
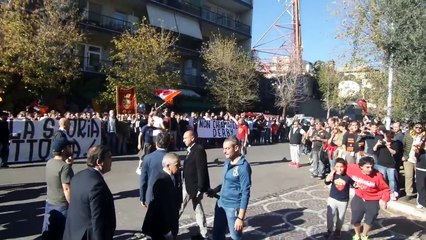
top-left (84, 45), bottom-right (102, 72)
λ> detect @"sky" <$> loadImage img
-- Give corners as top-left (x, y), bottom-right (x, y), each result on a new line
top-left (252, 0), bottom-right (347, 64)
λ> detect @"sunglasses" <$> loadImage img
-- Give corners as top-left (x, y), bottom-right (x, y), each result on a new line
top-left (414, 126), bottom-right (422, 129)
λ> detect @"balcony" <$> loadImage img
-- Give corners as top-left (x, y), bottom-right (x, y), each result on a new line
top-left (148, 0), bottom-right (250, 36)
top-left (80, 11), bottom-right (135, 33)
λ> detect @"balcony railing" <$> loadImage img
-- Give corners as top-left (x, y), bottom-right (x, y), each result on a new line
top-left (235, 0), bottom-right (252, 6)
top-left (80, 11), bottom-right (135, 33)
top-left (149, 0), bottom-right (251, 36)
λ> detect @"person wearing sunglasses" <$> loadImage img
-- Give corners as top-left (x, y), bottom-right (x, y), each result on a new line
top-left (402, 123), bottom-right (425, 200)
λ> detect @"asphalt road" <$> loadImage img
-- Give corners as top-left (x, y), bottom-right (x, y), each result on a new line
top-left (0, 143), bottom-right (425, 240)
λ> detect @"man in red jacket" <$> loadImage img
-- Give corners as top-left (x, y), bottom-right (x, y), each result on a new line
top-left (346, 156), bottom-right (390, 240)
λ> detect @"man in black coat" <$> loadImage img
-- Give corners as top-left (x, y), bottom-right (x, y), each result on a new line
top-left (0, 111), bottom-right (10, 168)
top-left (180, 130), bottom-right (210, 239)
top-left (142, 153), bottom-right (182, 240)
top-left (63, 145), bottom-right (116, 240)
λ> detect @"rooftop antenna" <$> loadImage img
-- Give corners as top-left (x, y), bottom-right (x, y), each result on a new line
top-left (252, 0), bottom-right (302, 75)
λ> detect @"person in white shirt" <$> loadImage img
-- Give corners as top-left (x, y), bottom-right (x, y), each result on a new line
top-left (288, 120), bottom-right (306, 168)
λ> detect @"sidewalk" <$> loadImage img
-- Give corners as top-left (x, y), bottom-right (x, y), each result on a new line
top-left (387, 197), bottom-right (426, 221)
top-left (177, 184), bottom-right (426, 240)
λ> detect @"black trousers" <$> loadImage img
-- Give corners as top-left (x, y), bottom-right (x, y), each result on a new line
top-left (0, 143), bottom-right (9, 165)
top-left (416, 169), bottom-right (426, 207)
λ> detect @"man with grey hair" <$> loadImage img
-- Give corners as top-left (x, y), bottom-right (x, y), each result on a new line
top-left (142, 153), bottom-right (182, 239)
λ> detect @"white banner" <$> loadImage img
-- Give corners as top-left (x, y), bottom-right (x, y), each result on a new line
top-left (8, 118), bottom-right (102, 163)
top-left (197, 119), bottom-right (237, 139)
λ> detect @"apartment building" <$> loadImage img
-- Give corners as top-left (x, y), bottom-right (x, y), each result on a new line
top-left (77, 0), bottom-right (253, 109)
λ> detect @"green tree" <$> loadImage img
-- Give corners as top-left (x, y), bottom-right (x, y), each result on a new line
top-left (314, 60), bottom-right (342, 118)
top-left (336, 0), bottom-right (426, 121)
top-left (0, 0), bottom-right (84, 109)
top-left (201, 34), bottom-right (258, 113)
top-left (103, 20), bottom-right (180, 104)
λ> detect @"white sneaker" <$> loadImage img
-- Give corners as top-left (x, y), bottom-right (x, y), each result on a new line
top-left (416, 204), bottom-right (425, 209)
top-left (309, 168), bottom-right (314, 172)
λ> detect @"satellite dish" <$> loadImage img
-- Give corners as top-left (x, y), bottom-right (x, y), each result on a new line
top-left (338, 81), bottom-right (360, 98)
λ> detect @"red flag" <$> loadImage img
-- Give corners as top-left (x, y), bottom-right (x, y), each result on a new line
top-left (357, 99), bottom-right (368, 115)
top-left (116, 86), bottom-right (137, 114)
top-left (154, 89), bottom-right (181, 104)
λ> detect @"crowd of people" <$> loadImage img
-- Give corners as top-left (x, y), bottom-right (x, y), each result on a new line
top-left (1, 107), bottom-right (425, 240)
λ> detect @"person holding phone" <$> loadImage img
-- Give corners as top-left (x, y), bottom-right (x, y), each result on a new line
top-left (324, 158), bottom-right (354, 239)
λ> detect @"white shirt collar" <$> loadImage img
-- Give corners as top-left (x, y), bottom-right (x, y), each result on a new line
top-left (187, 143), bottom-right (195, 153)
top-left (93, 167), bottom-right (104, 178)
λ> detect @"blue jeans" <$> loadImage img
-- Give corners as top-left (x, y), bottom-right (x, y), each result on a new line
top-left (41, 201), bottom-right (68, 239)
top-left (311, 150), bottom-right (325, 176)
top-left (213, 202), bottom-right (243, 240)
top-left (375, 165), bottom-right (398, 193)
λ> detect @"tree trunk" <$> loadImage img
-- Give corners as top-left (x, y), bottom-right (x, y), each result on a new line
top-left (327, 108), bottom-right (330, 119)
top-left (281, 105), bottom-right (287, 118)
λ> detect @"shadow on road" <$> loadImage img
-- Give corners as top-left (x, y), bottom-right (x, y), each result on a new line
top-left (244, 207), bottom-right (307, 239)
top-left (113, 189), bottom-right (139, 200)
top-left (0, 200), bottom-right (45, 239)
top-left (0, 182), bottom-right (46, 203)
top-left (0, 182), bottom-right (46, 239)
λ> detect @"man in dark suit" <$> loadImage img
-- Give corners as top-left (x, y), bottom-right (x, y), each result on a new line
top-left (140, 132), bottom-right (170, 206)
top-left (180, 130), bottom-right (210, 239)
top-left (63, 145), bottom-right (116, 240)
top-left (0, 111), bottom-right (10, 168)
top-left (142, 153), bottom-right (182, 240)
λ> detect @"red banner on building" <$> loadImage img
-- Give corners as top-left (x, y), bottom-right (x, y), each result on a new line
top-left (116, 86), bottom-right (137, 114)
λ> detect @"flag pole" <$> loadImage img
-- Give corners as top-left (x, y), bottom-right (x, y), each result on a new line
top-left (156, 101), bottom-right (167, 110)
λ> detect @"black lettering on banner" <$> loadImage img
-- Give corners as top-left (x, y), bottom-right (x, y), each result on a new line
top-left (27, 139), bottom-right (38, 162)
top-left (77, 119), bottom-right (87, 138)
top-left (90, 119), bottom-right (100, 138)
top-left (43, 118), bottom-right (55, 138)
top-left (226, 128), bottom-right (231, 137)
top-left (12, 139), bottom-right (25, 162)
top-left (83, 139), bottom-right (98, 157)
top-left (213, 129), bottom-right (217, 138)
top-left (73, 142), bottom-right (81, 159)
top-left (39, 139), bottom-right (51, 161)
top-left (67, 119), bottom-right (77, 137)
top-left (199, 119), bottom-right (211, 128)
top-left (23, 120), bottom-right (35, 139)
top-left (221, 128), bottom-right (226, 138)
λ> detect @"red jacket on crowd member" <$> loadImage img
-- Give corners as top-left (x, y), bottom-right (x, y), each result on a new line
top-left (237, 124), bottom-right (249, 141)
top-left (346, 164), bottom-right (391, 202)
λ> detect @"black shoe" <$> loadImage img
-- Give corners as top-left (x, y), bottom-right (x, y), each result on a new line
top-left (311, 174), bottom-right (319, 178)
top-left (324, 230), bottom-right (332, 239)
top-left (334, 229), bottom-right (341, 239)
top-left (0, 164), bottom-right (9, 168)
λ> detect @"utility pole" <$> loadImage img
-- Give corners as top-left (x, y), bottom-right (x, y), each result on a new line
top-left (385, 59), bottom-right (393, 130)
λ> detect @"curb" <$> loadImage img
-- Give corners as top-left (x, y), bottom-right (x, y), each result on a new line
top-left (386, 200), bottom-right (426, 221)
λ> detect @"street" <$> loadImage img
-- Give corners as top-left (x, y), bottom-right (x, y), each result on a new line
top-left (0, 143), bottom-right (425, 240)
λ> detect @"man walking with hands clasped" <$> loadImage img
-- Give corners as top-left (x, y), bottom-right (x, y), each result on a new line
top-left (180, 130), bottom-right (210, 239)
